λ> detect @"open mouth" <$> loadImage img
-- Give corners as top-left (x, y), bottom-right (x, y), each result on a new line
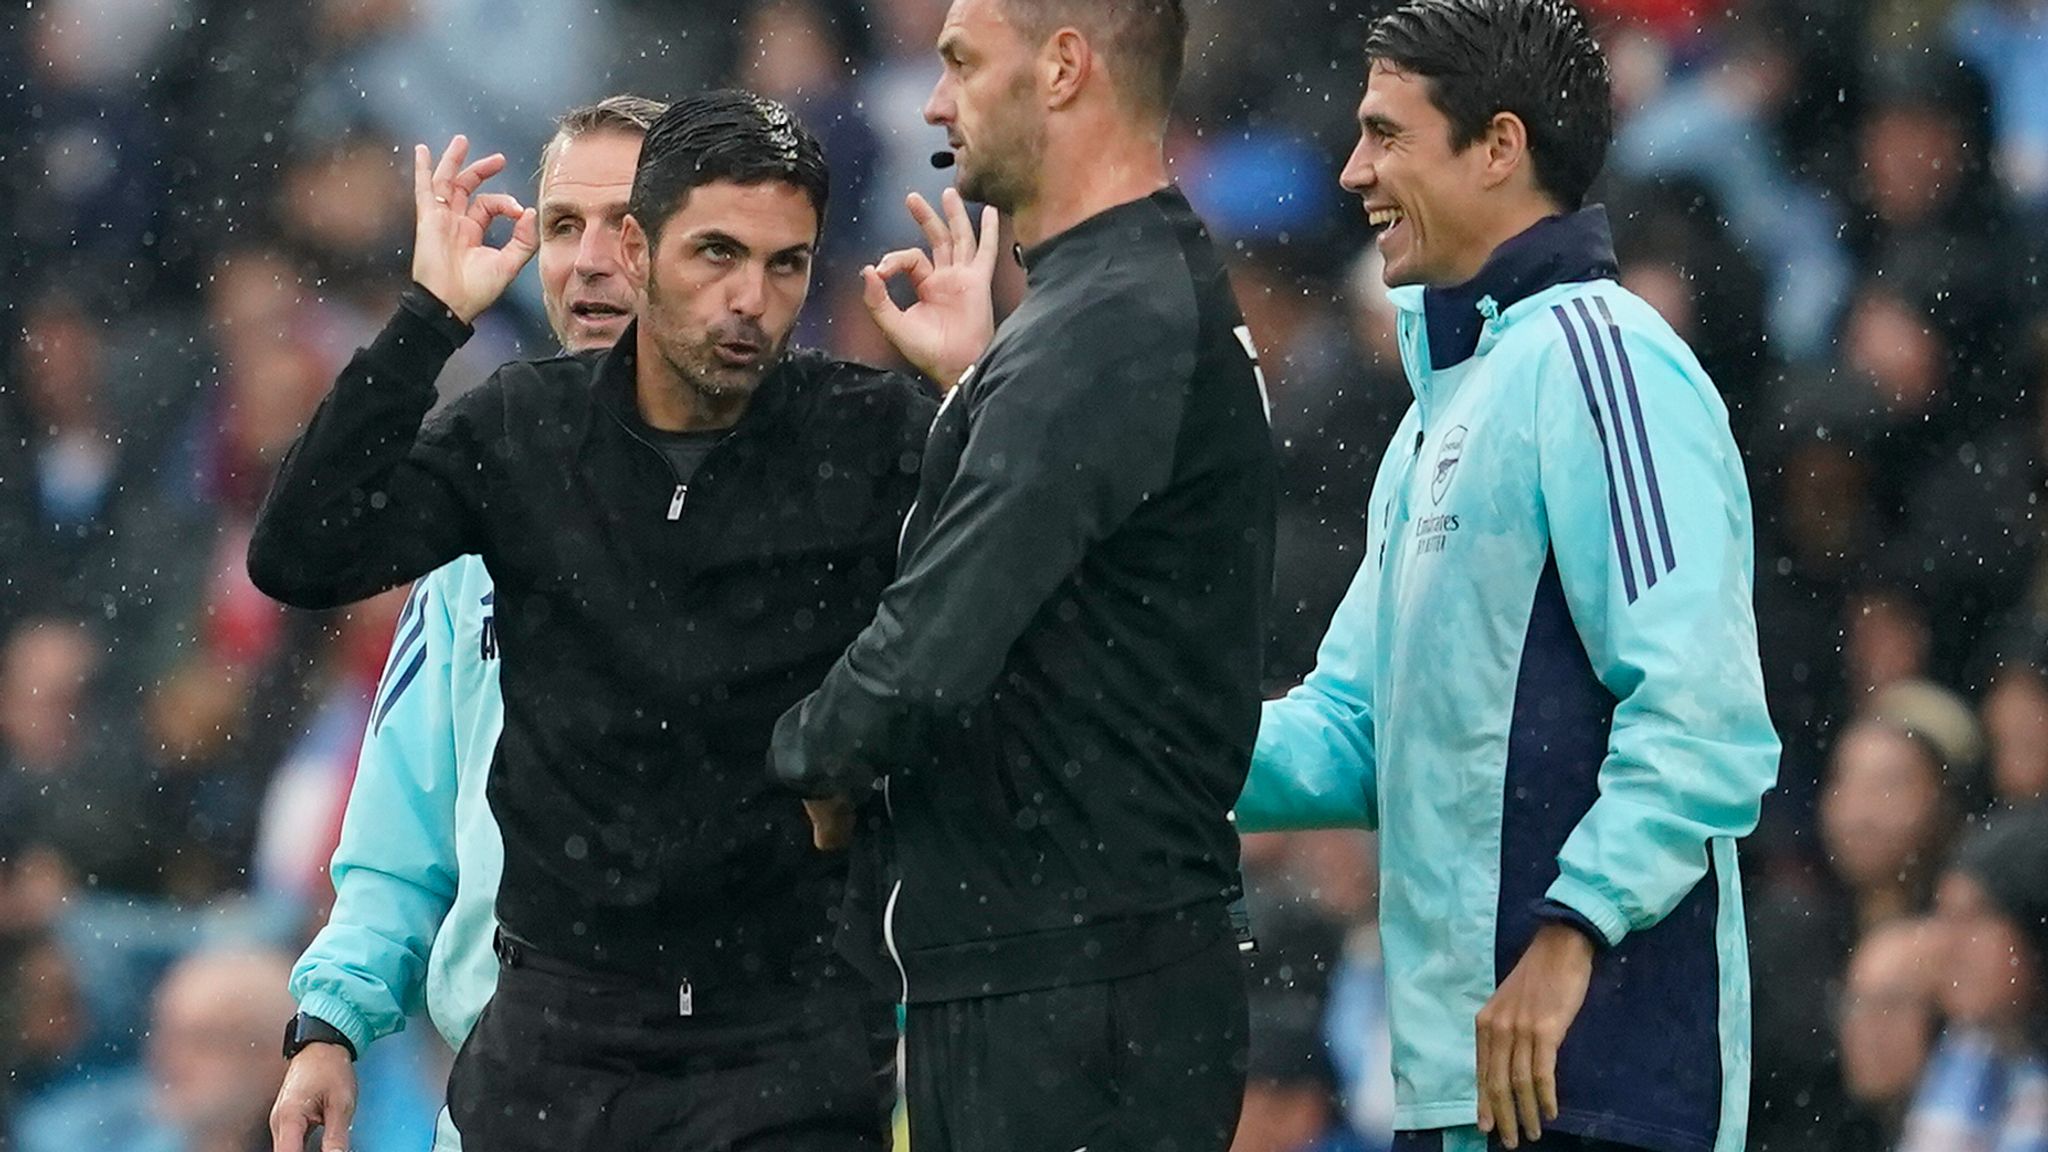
top-left (1367, 206), bottom-right (1406, 231)
top-left (570, 301), bottom-right (630, 324)
top-left (714, 339), bottom-right (762, 366)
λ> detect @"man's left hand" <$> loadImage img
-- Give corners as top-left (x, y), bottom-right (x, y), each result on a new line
top-left (1476, 921), bottom-right (1596, 1149)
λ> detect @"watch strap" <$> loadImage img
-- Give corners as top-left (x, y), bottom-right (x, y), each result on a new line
top-left (282, 1012), bottom-right (358, 1061)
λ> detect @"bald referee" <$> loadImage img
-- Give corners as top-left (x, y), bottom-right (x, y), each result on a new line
top-left (770, 1), bottom-right (1277, 1148)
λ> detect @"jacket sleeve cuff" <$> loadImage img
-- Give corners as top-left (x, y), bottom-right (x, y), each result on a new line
top-left (363, 284), bottom-right (473, 383)
top-left (1543, 875), bottom-right (1630, 948)
top-left (294, 989), bottom-right (380, 1057)
top-left (768, 701), bottom-right (864, 799)
top-left (398, 282), bottom-right (475, 347)
top-left (768, 701), bottom-right (826, 797)
top-left (1533, 898), bottom-right (1612, 951)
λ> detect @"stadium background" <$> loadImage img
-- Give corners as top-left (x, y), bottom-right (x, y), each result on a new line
top-left (1, 0), bottom-right (2045, 1148)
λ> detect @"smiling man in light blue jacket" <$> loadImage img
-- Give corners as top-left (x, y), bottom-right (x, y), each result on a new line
top-left (268, 95), bottom-right (663, 1152)
top-left (1236, 4), bottom-right (1778, 1152)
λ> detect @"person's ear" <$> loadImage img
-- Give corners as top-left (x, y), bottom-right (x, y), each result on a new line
top-left (622, 214), bottom-right (649, 290)
top-left (1043, 27), bottom-right (1092, 110)
top-left (1478, 110), bottom-right (1532, 192)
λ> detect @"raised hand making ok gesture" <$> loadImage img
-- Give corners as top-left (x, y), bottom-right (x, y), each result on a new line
top-left (862, 187), bottom-right (999, 391)
top-left (410, 135), bottom-right (540, 324)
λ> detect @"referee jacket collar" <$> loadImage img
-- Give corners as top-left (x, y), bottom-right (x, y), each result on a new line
top-left (1018, 185), bottom-right (1188, 286)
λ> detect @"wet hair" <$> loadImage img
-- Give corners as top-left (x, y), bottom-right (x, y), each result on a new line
top-left (1366, 0), bottom-right (1612, 210)
top-left (535, 93), bottom-right (669, 184)
top-left (626, 89), bottom-right (830, 245)
top-left (997, 0), bottom-right (1188, 120)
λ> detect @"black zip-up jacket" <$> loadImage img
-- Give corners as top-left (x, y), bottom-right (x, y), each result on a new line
top-left (248, 288), bottom-right (935, 985)
top-left (771, 187), bottom-right (1277, 1001)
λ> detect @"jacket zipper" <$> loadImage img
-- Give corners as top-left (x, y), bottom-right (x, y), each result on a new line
top-left (1386, 309), bottom-right (1431, 571)
top-left (605, 407), bottom-right (721, 523)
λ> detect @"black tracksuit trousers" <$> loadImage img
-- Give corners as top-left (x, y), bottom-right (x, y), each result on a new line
top-left (448, 934), bottom-right (896, 1151)
top-left (902, 934), bottom-right (1248, 1152)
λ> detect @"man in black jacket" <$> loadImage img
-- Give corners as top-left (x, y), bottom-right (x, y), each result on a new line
top-left (769, 1), bottom-right (1278, 1148)
top-left (248, 91), bottom-right (989, 1152)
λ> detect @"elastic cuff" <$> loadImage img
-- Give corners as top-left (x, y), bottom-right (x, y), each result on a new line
top-left (1544, 874), bottom-right (1630, 947)
top-left (398, 282), bottom-right (476, 348)
top-left (361, 288), bottom-right (470, 394)
top-left (768, 705), bottom-right (869, 799)
top-left (1533, 898), bottom-right (1610, 951)
top-left (295, 989), bottom-right (379, 1057)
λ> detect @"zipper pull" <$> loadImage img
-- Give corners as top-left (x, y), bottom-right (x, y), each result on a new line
top-left (667, 484), bottom-right (687, 521)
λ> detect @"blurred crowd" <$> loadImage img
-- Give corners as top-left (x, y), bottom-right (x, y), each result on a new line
top-left (2, 0), bottom-right (2048, 1149)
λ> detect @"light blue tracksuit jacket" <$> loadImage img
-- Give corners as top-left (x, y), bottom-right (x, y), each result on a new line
top-left (290, 556), bottom-right (502, 1152)
top-left (1238, 208), bottom-right (1779, 1152)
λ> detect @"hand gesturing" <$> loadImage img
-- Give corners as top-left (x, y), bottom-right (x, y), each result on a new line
top-left (862, 188), bottom-right (999, 391)
top-left (409, 135), bottom-right (539, 323)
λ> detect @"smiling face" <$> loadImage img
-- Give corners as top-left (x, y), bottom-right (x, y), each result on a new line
top-left (1341, 62), bottom-right (1509, 289)
top-left (538, 129), bottom-right (644, 352)
top-left (624, 179), bottom-right (817, 405)
top-left (925, 0), bottom-right (1047, 213)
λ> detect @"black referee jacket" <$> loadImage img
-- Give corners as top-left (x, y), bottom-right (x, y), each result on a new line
top-left (772, 187), bottom-right (1278, 1001)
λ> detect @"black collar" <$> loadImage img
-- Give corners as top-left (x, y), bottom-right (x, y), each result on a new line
top-left (1019, 185), bottom-right (1186, 285)
top-left (1422, 205), bottom-right (1618, 370)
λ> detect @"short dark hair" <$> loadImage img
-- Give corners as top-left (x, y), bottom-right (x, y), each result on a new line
top-left (998, 0), bottom-right (1188, 120)
top-left (627, 89), bottom-right (830, 244)
top-left (537, 93), bottom-right (669, 182)
top-left (1367, 0), bottom-right (1611, 210)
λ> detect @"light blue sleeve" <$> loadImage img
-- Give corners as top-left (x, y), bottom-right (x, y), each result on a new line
top-left (1535, 296), bottom-right (1780, 946)
top-left (1235, 506), bottom-right (1382, 833)
top-left (289, 567), bottom-right (463, 1053)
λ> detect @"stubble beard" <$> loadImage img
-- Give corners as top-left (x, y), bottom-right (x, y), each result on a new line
top-left (956, 80), bottom-right (1046, 214)
top-left (645, 264), bottom-right (781, 410)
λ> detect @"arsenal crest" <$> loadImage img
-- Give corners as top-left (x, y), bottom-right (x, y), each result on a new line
top-left (1431, 425), bottom-right (1468, 506)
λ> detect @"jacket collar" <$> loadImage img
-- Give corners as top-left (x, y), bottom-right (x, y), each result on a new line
top-left (1416, 205), bottom-right (1618, 371)
top-left (1019, 186), bottom-right (1185, 287)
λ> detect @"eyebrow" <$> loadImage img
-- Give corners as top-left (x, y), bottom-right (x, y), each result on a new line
top-left (539, 197), bottom-right (627, 221)
top-left (689, 231), bottom-right (816, 260)
top-left (692, 229), bottom-right (751, 255)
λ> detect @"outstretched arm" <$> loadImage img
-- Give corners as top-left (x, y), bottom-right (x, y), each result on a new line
top-left (248, 137), bottom-right (537, 609)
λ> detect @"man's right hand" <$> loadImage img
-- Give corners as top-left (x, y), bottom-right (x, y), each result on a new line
top-left (410, 135), bottom-right (540, 324)
top-left (862, 188), bottom-right (999, 391)
top-left (270, 1043), bottom-right (357, 1152)
top-left (803, 795), bottom-right (857, 851)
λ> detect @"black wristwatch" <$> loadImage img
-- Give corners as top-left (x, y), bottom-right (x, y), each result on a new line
top-left (281, 1012), bottom-right (358, 1061)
